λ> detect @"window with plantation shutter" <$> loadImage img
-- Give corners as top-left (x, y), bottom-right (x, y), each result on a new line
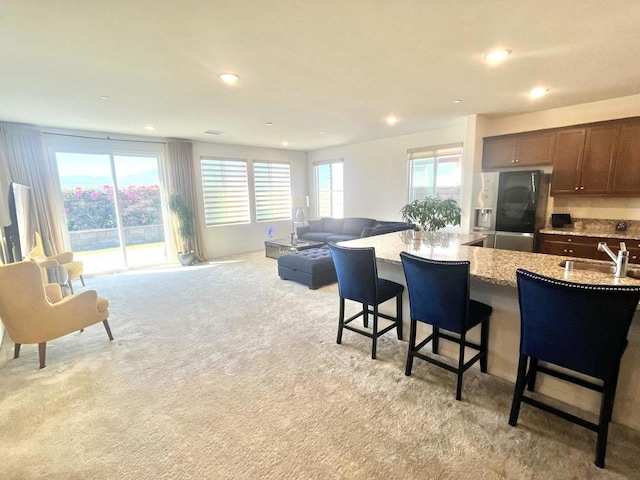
top-left (200, 158), bottom-right (250, 227)
top-left (253, 161), bottom-right (292, 222)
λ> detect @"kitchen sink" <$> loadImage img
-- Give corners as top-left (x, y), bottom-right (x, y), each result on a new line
top-left (558, 260), bottom-right (640, 279)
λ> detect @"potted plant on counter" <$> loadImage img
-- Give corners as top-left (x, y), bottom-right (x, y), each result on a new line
top-left (168, 193), bottom-right (196, 266)
top-left (400, 196), bottom-right (462, 236)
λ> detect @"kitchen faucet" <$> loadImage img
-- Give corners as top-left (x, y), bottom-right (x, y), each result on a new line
top-left (597, 242), bottom-right (629, 278)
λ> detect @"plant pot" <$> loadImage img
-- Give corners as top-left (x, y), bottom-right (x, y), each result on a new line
top-left (178, 251), bottom-right (195, 266)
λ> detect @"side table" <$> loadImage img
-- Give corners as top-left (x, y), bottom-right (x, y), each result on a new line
top-left (264, 238), bottom-right (324, 259)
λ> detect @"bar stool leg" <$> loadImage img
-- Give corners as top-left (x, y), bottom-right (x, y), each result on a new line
top-left (336, 297), bottom-right (345, 344)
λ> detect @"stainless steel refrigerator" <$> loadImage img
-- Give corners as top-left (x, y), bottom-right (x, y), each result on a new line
top-left (470, 171), bottom-right (499, 248)
top-left (471, 170), bottom-right (548, 252)
top-left (494, 170), bottom-right (549, 252)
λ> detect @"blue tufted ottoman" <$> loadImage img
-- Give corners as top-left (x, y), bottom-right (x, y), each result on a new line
top-left (277, 247), bottom-right (337, 289)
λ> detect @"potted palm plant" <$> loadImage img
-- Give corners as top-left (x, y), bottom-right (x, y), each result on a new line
top-left (168, 193), bottom-right (196, 266)
top-left (400, 196), bottom-right (462, 235)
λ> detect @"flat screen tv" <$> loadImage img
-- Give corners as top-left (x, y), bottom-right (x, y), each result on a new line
top-left (3, 182), bottom-right (35, 263)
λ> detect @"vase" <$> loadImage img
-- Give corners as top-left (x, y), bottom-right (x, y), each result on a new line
top-left (178, 251), bottom-right (195, 266)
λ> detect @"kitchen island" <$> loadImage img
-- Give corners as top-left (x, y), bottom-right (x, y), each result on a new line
top-left (341, 230), bottom-right (640, 431)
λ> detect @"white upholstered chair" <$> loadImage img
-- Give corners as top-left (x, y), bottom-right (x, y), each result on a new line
top-left (0, 260), bottom-right (112, 368)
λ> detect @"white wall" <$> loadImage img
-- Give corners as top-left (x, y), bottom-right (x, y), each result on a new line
top-left (192, 142), bottom-right (307, 258)
top-left (307, 124), bottom-right (466, 223)
top-left (484, 93), bottom-right (640, 136)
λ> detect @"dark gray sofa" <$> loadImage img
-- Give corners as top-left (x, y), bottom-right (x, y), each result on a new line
top-left (296, 217), bottom-right (411, 244)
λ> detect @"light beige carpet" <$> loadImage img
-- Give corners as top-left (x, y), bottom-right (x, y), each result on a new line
top-left (1, 251), bottom-right (639, 479)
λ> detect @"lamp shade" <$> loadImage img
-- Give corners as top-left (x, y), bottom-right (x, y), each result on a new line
top-left (295, 207), bottom-right (306, 223)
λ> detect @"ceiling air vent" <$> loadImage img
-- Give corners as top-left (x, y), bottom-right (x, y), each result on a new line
top-left (204, 129), bottom-right (225, 135)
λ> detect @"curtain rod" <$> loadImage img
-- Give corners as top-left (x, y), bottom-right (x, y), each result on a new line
top-left (42, 131), bottom-right (167, 144)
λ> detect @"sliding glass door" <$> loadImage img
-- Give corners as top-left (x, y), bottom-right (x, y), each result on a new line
top-left (55, 151), bottom-right (168, 274)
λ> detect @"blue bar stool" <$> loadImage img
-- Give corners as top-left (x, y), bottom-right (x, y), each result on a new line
top-left (510, 269), bottom-right (640, 469)
top-left (328, 243), bottom-right (403, 359)
top-left (400, 252), bottom-right (492, 400)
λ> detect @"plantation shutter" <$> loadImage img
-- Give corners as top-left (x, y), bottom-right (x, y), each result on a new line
top-left (253, 161), bottom-right (292, 222)
top-left (200, 158), bottom-right (250, 226)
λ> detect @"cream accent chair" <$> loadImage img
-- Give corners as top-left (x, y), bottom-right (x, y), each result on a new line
top-left (25, 232), bottom-right (85, 293)
top-left (0, 260), bottom-right (112, 369)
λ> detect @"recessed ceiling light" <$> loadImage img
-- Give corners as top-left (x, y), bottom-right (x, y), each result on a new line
top-left (265, 122), bottom-right (273, 126)
top-left (144, 126), bottom-right (155, 131)
top-left (100, 96), bottom-right (110, 100)
top-left (529, 87), bottom-right (549, 99)
top-left (484, 49), bottom-right (511, 64)
top-left (453, 99), bottom-right (462, 104)
top-left (282, 141), bottom-right (289, 146)
top-left (218, 73), bottom-right (239, 85)
top-left (320, 131), bottom-right (325, 135)
top-left (386, 116), bottom-right (399, 125)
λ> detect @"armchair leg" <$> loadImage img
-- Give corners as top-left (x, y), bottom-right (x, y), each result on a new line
top-left (38, 342), bottom-right (47, 369)
top-left (80, 275), bottom-right (85, 287)
top-left (67, 280), bottom-right (74, 294)
top-left (103, 320), bottom-right (114, 341)
top-left (14, 343), bottom-right (21, 359)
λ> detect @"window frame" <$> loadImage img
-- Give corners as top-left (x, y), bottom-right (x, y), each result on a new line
top-left (252, 160), bottom-right (292, 223)
top-left (407, 144), bottom-right (463, 203)
top-left (313, 159), bottom-right (343, 218)
top-left (200, 157), bottom-right (251, 227)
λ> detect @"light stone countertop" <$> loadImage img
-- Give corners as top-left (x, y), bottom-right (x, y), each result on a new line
top-left (341, 230), bottom-right (640, 288)
top-left (539, 227), bottom-right (640, 241)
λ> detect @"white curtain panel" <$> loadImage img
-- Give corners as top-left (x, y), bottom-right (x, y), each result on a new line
top-left (0, 123), bottom-right (65, 255)
top-left (162, 139), bottom-right (208, 262)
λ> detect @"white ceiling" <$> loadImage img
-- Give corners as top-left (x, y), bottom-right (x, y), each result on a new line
top-left (2, 0), bottom-right (640, 151)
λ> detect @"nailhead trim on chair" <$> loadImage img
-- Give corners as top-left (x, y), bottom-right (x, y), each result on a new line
top-left (516, 268), bottom-right (640, 292)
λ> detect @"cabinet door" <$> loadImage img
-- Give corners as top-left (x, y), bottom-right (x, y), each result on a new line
top-left (612, 120), bottom-right (640, 194)
top-left (515, 131), bottom-right (556, 166)
top-left (550, 128), bottom-right (585, 195)
top-left (580, 124), bottom-right (618, 194)
top-left (482, 136), bottom-right (516, 169)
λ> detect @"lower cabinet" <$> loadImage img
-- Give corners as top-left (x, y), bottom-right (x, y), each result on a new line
top-left (537, 233), bottom-right (640, 262)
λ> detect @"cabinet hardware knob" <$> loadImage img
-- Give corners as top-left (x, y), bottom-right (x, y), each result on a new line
top-left (567, 238), bottom-right (572, 242)
top-left (574, 186), bottom-right (579, 191)
top-left (580, 186), bottom-right (584, 190)
top-left (569, 249), bottom-right (573, 253)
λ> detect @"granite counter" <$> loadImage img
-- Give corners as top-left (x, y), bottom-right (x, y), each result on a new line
top-left (340, 230), bottom-right (640, 432)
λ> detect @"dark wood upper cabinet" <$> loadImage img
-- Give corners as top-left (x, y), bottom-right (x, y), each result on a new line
top-left (482, 136), bottom-right (517, 169)
top-left (482, 131), bottom-right (555, 169)
top-left (580, 124), bottom-right (618, 194)
top-left (550, 122), bottom-right (622, 196)
top-left (550, 128), bottom-right (585, 195)
top-left (612, 119), bottom-right (640, 194)
top-left (485, 116), bottom-right (640, 197)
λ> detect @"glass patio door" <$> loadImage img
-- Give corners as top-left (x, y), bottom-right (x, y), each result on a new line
top-left (55, 151), bottom-right (168, 274)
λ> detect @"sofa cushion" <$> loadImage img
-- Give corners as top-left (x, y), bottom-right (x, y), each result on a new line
top-left (322, 217), bottom-right (344, 233)
top-left (299, 232), bottom-right (333, 243)
top-left (308, 219), bottom-right (324, 232)
top-left (326, 234), bottom-right (360, 243)
top-left (342, 217), bottom-right (375, 235)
